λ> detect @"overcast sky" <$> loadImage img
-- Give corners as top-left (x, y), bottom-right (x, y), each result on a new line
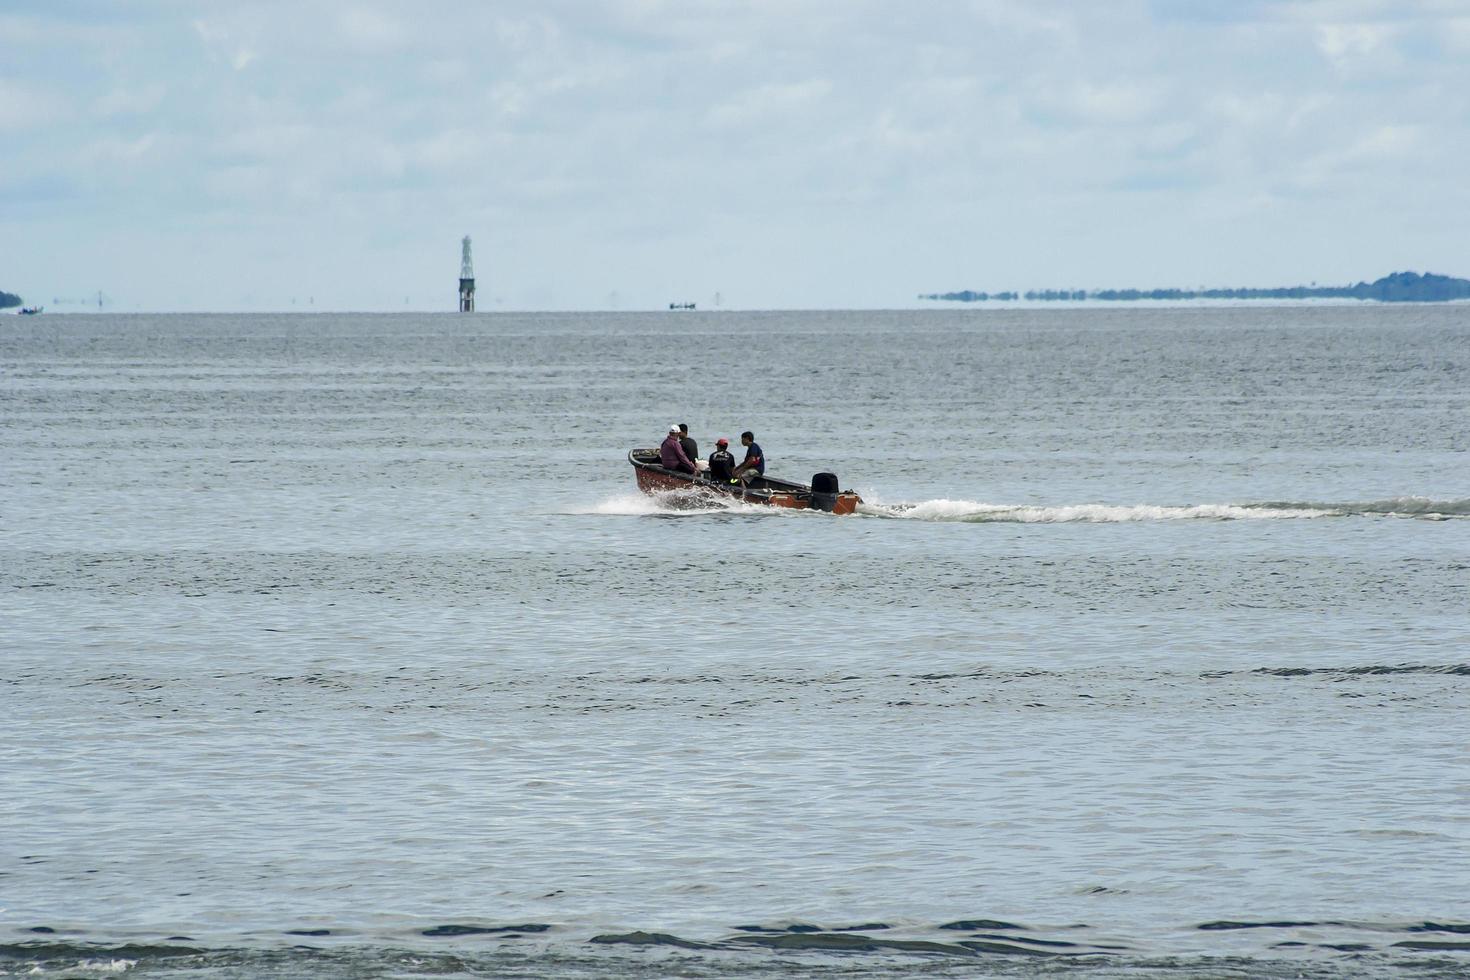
top-left (3, 0), bottom-right (1467, 311)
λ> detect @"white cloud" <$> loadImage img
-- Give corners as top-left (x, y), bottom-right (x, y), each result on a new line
top-left (217, 123), bottom-right (317, 161)
top-left (1206, 91), bottom-right (1331, 133)
top-left (191, 18), bottom-right (224, 45)
top-left (1070, 81), bottom-right (1166, 123)
top-left (193, 17), bottom-right (259, 71)
top-left (408, 127), bottom-right (484, 174)
top-left (1347, 122), bottom-right (1421, 158)
top-left (1439, 16), bottom-right (1470, 51)
top-left (92, 84), bottom-right (167, 118)
top-left (0, 79), bottom-right (69, 129)
top-left (1315, 21), bottom-right (1394, 63)
top-left (704, 79), bottom-right (833, 130)
top-left (86, 133), bottom-right (158, 163)
top-left (336, 6), bottom-right (403, 52)
top-left (494, 13), bottom-right (562, 52)
top-left (870, 108), bottom-right (941, 154)
top-left (967, 0), bottom-right (1076, 37)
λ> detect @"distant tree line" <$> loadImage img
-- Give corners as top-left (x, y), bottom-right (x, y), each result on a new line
top-left (922, 271), bottom-right (1470, 304)
top-left (0, 290), bottom-right (20, 309)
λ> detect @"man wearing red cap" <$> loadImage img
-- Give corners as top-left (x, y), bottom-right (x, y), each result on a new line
top-left (707, 437), bottom-right (736, 483)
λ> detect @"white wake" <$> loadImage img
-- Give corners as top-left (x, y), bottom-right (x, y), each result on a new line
top-left (569, 491), bottom-right (772, 517)
top-left (857, 496), bottom-right (1469, 522)
top-left (570, 493), bottom-right (1469, 523)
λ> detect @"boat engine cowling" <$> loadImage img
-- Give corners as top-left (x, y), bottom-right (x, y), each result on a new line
top-left (810, 472), bottom-right (840, 512)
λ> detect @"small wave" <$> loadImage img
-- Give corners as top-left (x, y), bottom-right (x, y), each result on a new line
top-left (1245, 664), bottom-right (1470, 678)
top-left (422, 923), bottom-right (551, 937)
top-left (858, 496), bottom-right (1470, 523)
top-left (10, 918), bottom-right (1470, 973)
top-left (1254, 496), bottom-right (1470, 519)
top-left (1198, 920), bottom-right (1339, 931)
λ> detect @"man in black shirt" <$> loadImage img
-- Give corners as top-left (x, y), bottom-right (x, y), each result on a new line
top-left (678, 423), bottom-right (698, 463)
top-left (707, 437), bottom-right (736, 482)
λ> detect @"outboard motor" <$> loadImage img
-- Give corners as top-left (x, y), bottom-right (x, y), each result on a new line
top-left (809, 472), bottom-right (840, 512)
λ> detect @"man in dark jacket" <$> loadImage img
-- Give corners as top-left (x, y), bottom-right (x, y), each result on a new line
top-left (707, 437), bottom-right (736, 482)
top-left (678, 423), bottom-right (698, 462)
top-left (659, 425), bottom-right (697, 473)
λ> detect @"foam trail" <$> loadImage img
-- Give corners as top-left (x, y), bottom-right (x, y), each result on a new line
top-left (858, 500), bottom-right (1333, 522)
top-left (570, 492), bottom-right (676, 516)
top-left (569, 491), bottom-right (768, 517)
top-left (572, 494), bottom-right (1469, 521)
top-left (858, 497), bottom-right (1470, 523)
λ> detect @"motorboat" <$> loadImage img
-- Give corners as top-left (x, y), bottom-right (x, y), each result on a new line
top-left (628, 448), bottom-right (862, 514)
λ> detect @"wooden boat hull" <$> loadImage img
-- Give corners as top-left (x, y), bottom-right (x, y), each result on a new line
top-left (629, 449), bottom-right (861, 515)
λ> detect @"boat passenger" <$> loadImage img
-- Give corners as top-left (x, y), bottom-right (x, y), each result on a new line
top-left (732, 431), bottom-right (764, 484)
top-left (708, 438), bottom-right (736, 483)
top-left (659, 425), bottom-right (698, 474)
top-left (678, 423), bottom-right (699, 463)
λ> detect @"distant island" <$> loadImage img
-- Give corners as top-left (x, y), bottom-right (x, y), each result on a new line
top-left (0, 290), bottom-right (21, 309)
top-left (921, 271), bottom-right (1470, 304)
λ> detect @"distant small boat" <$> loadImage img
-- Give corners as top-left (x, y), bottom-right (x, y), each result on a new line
top-left (629, 448), bottom-right (863, 514)
top-left (667, 302), bottom-right (696, 310)
top-left (18, 306), bottom-right (43, 315)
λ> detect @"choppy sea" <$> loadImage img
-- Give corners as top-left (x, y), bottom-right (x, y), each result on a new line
top-left (3, 306), bottom-right (1468, 978)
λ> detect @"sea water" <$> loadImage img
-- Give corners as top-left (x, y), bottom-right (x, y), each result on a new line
top-left (2, 306), bottom-right (1468, 979)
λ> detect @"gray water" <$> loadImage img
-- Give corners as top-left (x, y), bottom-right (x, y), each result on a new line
top-left (3, 306), bottom-right (1469, 978)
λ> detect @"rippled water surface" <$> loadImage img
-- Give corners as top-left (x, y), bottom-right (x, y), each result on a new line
top-left (3, 307), bottom-right (1469, 978)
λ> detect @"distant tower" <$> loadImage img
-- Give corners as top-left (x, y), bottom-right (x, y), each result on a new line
top-left (459, 236), bottom-right (475, 312)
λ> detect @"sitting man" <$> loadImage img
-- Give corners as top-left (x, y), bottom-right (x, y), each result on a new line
top-left (707, 437), bottom-right (736, 482)
top-left (659, 424), bottom-right (698, 474)
top-left (731, 430), bottom-right (765, 484)
top-left (678, 423), bottom-right (699, 463)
